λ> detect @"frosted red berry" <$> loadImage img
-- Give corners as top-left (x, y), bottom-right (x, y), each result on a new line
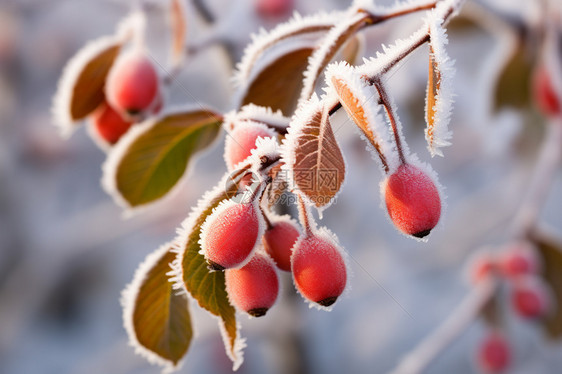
top-left (201, 200), bottom-right (261, 270)
top-left (256, 0), bottom-right (294, 18)
top-left (383, 164), bottom-right (441, 238)
top-left (106, 49), bottom-right (159, 116)
top-left (477, 331), bottom-right (511, 373)
top-left (263, 217), bottom-right (300, 271)
top-left (532, 65), bottom-right (561, 117)
top-left (291, 231), bottom-right (347, 307)
top-left (499, 243), bottom-right (540, 279)
top-left (224, 121), bottom-right (276, 170)
top-left (511, 278), bottom-right (550, 319)
top-left (468, 252), bottom-right (496, 284)
top-left (225, 252), bottom-right (280, 317)
top-left (90, 101), bottom-right (132, 144)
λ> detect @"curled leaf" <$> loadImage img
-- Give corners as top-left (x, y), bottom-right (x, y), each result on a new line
top-left (282, 96), bottom-right (345, 211)
top-left (170, 0), bottom-right (188, 69)
top-left (425, 10), bottom-right (454, 157)
top-left (102, 108), bottom-right (222, 209)
top-left (122, 243), bottom-right (193, 370)
top-left (52, 36), bottom-right (122, 137)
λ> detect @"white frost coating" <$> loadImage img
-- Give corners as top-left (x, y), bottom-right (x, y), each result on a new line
top-left (121, 243), bottom-right (188, 373)
top-left (325, 61), bottom-right (398, 171)
top-left (248, 136), bottom-right (282, 170)
top-left (299, 10), bottom-right (367, 103)
top-left (290, 226), bottom-right (351, 312)
top-left (51, 35), bottom-right (122, 138)
top-left (425, 9), bottom-right (455, 157)
top-left (357, 0), bottom-right (464, 78)
top-left (353, 0), bottom-right (437, 17)
top-left (115, 10), bottom-right (147, 47)
top-left (198, 196), bottom-right (266, 270)
top-left (236, 104), bottom-right (290, 129)
top-left (101, 105), bottom-right (222, 215)
top-left (233, 11), bottom-right (340, 87)
top-left (218, 318), bottom-right (246, 371)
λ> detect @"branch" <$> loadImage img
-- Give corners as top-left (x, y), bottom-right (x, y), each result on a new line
top-left (388, 278), bottom-right (497, 374)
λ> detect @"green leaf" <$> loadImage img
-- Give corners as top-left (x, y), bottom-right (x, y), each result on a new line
top-left (239, 47), bottom-right (314, 116)
top-left (493, 40), bottom-right (535, 112)
top-left (104, 109), bottom-right (222, 208)
top-left (531, 231), bottom-right (562, 339)
top-left (123, 244), bottom-right (192, 368)
top-left (176, 172), bottom-right (245, 368)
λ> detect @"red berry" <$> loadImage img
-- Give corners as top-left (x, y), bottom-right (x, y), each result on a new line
top-left (499, 242), bottom-right (540, 279)
top-left (291, 229), bottom-right (347, 308)
top-left (383, 164), bottom-right (441, 238)
top-left (225, 252), bottom-right (280, 317)
top-left (201, 199), bottom-right (262, 270)
top-left (511, 278), bottom-right (550, 319)
top-left (477, 331), bottom-right (511, 373)
top-left (89, 101), bottom-right (132, 144)
top-left (532, 65), bottom-right (561, 117)
top-left (263, 216), bottom-right (300, 271)
top-left (255, 0), bottom-right (294, 18)
top-left (106, 49), bottom-right (159, 116)
top-left (467, 251), bottom-right (496, 284)
top-left (224, 121), bottom-right (276, 170)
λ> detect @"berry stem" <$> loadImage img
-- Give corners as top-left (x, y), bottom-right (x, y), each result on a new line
top-left (388, 278), bottom-right (498, 374)
top-left (372, 77), bottom-right (407, 166)
top-left (512, 118), bottom-right (562, 238)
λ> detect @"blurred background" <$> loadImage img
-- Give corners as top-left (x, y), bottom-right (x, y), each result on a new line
top-left (0, 0), bottom-right (561, 373)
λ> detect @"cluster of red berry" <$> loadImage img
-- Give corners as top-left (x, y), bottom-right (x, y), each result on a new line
top-left (92, 49), bottom-right (161, 145)
top-left (469, 242), bottom-right (551, 372)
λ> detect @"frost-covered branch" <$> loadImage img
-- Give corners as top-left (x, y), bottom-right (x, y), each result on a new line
top-left (388, 278), bottom-right (498, 374)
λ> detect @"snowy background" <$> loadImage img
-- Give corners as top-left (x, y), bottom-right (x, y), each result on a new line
top-left (0, 0), bottom-right (561, 373)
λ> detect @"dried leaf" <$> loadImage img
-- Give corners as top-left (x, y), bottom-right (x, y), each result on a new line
top-left (53, 36), bottom-right (122, 136)
top-left (239, 46), bottom-right (314, 115)
top-left (493, 40), bottom-right (535, 112)
top-left (170, 0), bottom-right (187, 68)
top-left (122, 244), bottom-right (192, 369)
top-left (283, 98), bottom-right (345, 210)
top-left (530, 231), bottom-right (562, 339)
top-left (172, 173), bottom-right (245, 369)
top-left (103, 109), bottom-right (222, 209)
top-left (426, 48), bottom-right (440, 147)
top-left (341, 33), bottom-right (365, 66)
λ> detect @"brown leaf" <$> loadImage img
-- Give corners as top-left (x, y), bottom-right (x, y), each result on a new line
top-left (341, 34), bottom-right (364, 66)
top-left (170, 0), bottom-right (187, 68)
top-left (493, 40), bottom-right (535, 112)
top-left (290, 105), bottom-right (345, 209)
top-left (124, 244), bottom-right (192, 367)
top-left (239, 47), bottom-right (314, 115)
top-left (70, 41), bottom-right (122, 121)
top-left (530, 231), bottom-right (562, 339)
top-left (426, 46), bottom-right (440, 147)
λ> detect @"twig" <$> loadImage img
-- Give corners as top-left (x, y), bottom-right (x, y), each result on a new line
top-left (388, 278), bottom-right (497, 374)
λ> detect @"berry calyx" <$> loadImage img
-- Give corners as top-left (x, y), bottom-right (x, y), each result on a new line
top-left (383, 163), bottom-right (441, 238)
top-left (477, 330), bottom-right (511, 373)
top-left (532, 65), bottom-right (561, 118)
top-left (262, 216), bottom-right (300, 271)
top-left (291, 229), bottom-right (347, 308)
top-left (225, 252), bottom-right (280, 317)
top-left (89, 101), bottom-right (132, 144)
top-left (511, 277), bottom-right (550, 319)
top-left (224, 121), bottom-right (276, 170)
top-left (105, 49), bottom-right (160, 116)
top-left (200, 199), bottom-right (262, 270)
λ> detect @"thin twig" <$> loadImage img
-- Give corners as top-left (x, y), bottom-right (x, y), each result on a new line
top-left (297, 194), bottom-right (313, 236)
top-left (388, 278), bottom-right (497, 374)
